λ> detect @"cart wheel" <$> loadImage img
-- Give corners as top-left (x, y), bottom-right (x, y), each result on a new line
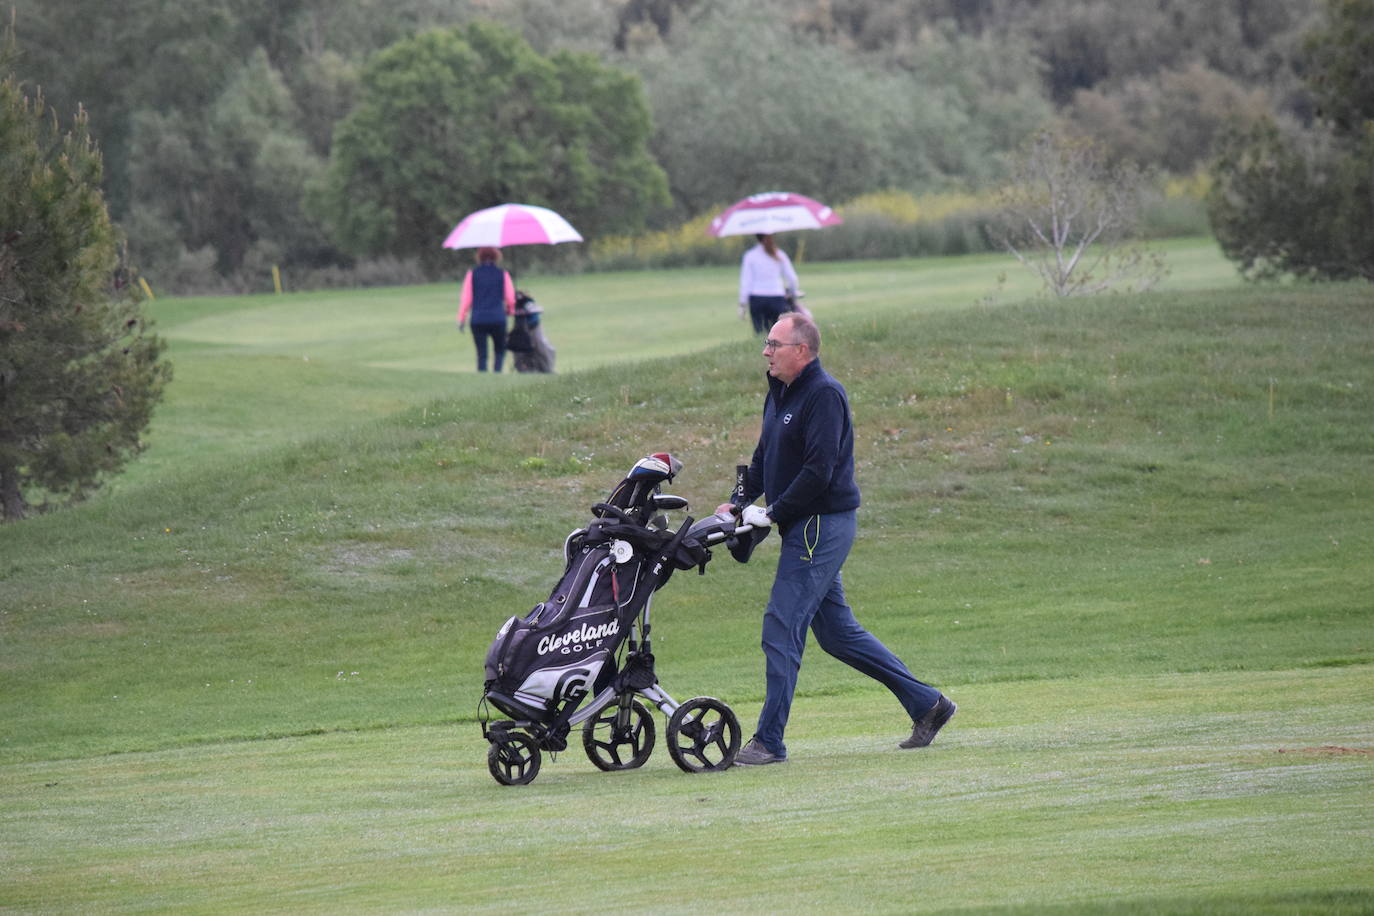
top-left (583, 699), bottom-right (656, 771)
top-left (488, 730), bottom-right (541, 786)
top-left (667, 696), bottom-right (741, 773)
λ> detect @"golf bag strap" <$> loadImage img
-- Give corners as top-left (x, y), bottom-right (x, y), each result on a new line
top-left (583, 514), bottom-right (672, 553)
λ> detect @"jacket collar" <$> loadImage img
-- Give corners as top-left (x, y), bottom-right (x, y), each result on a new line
top-left (767, 357), bottom-right (822, 401)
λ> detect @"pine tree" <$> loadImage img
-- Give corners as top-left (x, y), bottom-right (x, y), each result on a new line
top-left (0, 35), bottom-right (170, 521)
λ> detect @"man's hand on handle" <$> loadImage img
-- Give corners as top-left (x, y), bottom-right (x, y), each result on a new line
top-left (716, 503), bottom-right (770, 528)
top-left (740, 505), bottom-right (772, 528)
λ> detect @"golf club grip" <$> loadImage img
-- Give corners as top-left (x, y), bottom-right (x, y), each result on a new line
top-left (733, 464), bottom-right (748, 506)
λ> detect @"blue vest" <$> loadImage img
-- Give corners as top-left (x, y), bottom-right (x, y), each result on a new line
top-left (470, 264), bottom-right (507, 325)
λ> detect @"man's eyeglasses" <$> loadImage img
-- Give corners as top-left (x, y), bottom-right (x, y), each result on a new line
top-left (764, 339), bottom-right (803, 352)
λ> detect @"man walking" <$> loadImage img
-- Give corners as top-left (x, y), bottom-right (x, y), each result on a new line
top-left (721, 313), bottom-right (955, 766)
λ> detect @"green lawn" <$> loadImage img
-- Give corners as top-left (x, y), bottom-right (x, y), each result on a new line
top-left (3, 669), bottom-right (1369, 913)
top-left (2, 241), bottom-right (1371, 912)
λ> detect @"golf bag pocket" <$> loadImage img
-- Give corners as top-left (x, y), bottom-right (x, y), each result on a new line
top-left (507, 652), bottom-right (610, 718)
top-left (506, 324), bottom-right (533, 353)
top-left (483, 601), bottom-right (627, 722)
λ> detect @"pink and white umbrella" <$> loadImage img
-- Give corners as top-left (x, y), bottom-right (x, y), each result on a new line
top-left (707, 191), bottom-right (843, 238)
top-left (442, 203), bottom-right (583, 250)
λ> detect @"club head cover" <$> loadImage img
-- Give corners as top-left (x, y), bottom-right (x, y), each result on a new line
top-left (728, 525), bottom-right (771, 563)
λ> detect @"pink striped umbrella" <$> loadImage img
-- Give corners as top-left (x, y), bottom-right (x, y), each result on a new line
top-left (442, 203), bottom-right (583, 250)
top-left (708, 191), bottom-right (842, 237)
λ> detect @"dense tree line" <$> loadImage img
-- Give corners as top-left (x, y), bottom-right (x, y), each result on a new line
top-left (12, 0), bottom-right (1325, 291)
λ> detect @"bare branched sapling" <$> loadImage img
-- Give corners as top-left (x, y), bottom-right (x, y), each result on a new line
top-left (997, 130), bottom-right (1167, 297)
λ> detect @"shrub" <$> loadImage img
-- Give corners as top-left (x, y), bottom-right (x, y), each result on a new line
top-left (585, 190), bottom-right (1006, 271)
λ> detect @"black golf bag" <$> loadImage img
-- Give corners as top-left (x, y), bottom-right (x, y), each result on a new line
top-left (479, 453), bottom-right (769, 785)
top-left (508, 290), bottom-right (555, 373)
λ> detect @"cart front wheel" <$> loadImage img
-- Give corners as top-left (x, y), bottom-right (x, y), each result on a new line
top-left (667, 696), bottom-right (740, 773)
top-left (488, 730), bottom-right (541, 785)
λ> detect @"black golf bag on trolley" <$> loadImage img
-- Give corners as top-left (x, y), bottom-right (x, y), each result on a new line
top-left (479, 453), bottom-right (770, 785)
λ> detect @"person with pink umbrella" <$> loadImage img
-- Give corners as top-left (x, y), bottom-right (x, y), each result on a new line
top-left (444, 203), bottom-right (583, 373)
top-left (456, 246), bottom-right (516, 372)
top-left (738, 233), bottom-right (801, 335)
top-left (709, 192), bottom-right (842, 334)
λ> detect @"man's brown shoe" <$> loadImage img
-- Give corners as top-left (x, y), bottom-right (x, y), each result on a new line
top-left (900, 695), bottom-right (956, 749)
top-left (733, 736), bottom-right (787, 766)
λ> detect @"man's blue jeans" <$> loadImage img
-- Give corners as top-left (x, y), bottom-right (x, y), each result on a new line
top-left (754, 510), bottom-right (941, 758)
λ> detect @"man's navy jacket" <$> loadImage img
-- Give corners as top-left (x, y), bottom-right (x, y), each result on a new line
top-left (739, 358), bottom-right (861, 532)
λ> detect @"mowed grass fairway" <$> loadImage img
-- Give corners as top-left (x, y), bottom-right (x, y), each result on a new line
top-left (3, 240), bottom-right (1372, 912)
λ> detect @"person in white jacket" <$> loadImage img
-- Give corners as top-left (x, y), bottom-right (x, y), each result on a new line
top-left (738, 234), bottom-right (800, 334)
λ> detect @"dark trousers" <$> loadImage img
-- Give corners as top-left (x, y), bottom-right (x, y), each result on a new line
top-left (471, 322), bottom-right (507, 372)
top-left (755, 510), bottom-right (941, 757)
top-left (749, 295), bottom-right (790, 335)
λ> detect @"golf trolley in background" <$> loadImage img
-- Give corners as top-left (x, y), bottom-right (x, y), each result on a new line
top-left (478, 455), bottom-right (768, 785)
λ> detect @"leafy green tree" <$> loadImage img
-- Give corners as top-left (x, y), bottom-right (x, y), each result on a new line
top-left (15, 0), bottom-right (263, 217)
top-left (1300, 0), bottom-right (1374, 133)
top-left (1208, 119), bottom-right (1374, 282)
top-left (613, 0), bottom-right (696, 51)
top-left (125, 49), bottom-right (331, 288)
top-left (0, 54), bottom-right (170, 521)
top-left (635, 2), bottom-right (1050, 216)
top-left (999, 0), bottom-right (1319, 105)
top-left (1207, 0), bottom-right (1374, 281)
top-left (1068, 64), bottom-right (1272, 173)
top-left (312, 21), bottom-right (669, 275)
top-left (822, 0), bottom-right (1319, 106)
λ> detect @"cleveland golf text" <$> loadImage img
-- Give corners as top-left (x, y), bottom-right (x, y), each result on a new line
top-left (538, 620), bottom-right (620, 655)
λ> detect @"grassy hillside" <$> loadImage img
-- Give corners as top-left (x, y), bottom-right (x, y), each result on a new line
top-left (1, 249), bottom-right (1371, 912)
top-left (113, 237), bottom-right (1232, 487)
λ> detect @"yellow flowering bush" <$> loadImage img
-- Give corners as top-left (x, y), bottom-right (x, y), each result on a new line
top-left (583, 182), bottom-right (1201, 271)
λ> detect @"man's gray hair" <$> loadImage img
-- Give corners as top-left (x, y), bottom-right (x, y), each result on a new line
top-left (780, 312), bottom-right (821, 355)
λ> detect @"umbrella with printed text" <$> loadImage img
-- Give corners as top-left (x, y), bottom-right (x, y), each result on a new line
top-left (707, 191), bottom-right (843, 237)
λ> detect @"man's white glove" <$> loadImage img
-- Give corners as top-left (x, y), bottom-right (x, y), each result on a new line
top-left (740, 504), bottom-right (772, 528)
